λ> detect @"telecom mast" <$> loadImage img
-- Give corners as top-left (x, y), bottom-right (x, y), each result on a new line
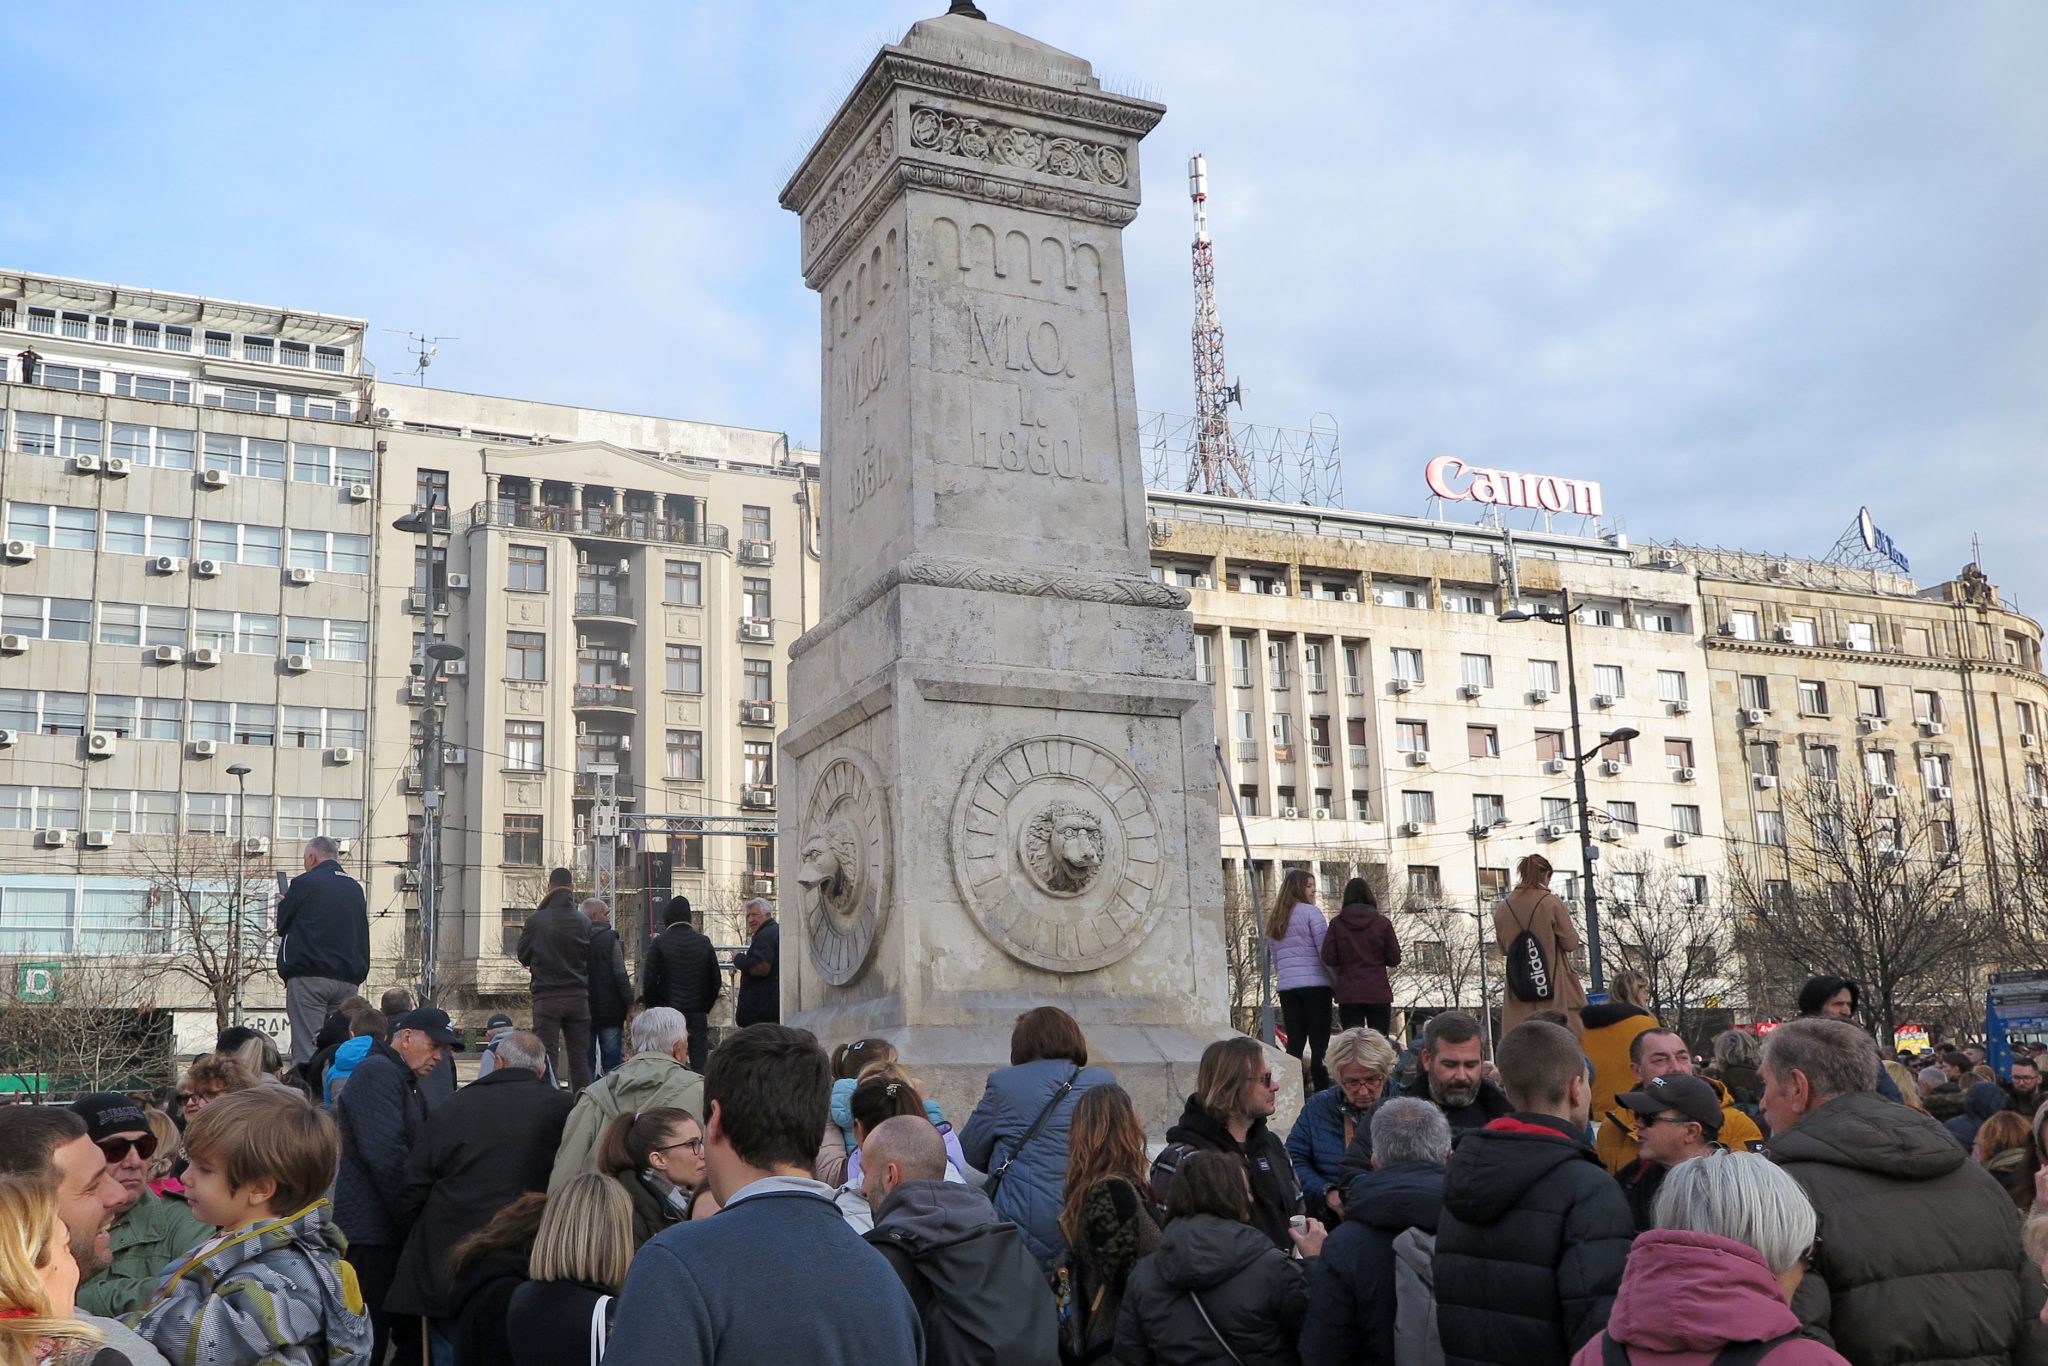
top-left (1186, 154), bottom-right (1251, 498)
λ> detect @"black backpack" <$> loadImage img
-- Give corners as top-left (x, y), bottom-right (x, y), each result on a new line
top-left (1502, 900), bottom-right (1555, 1002)
top-left (866, 1220), bottom-right (1060, 1366)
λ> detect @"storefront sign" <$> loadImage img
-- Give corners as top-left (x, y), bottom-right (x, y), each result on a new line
top-left (1425, 456), bottom-right (1604, 518)
top-left (1893, 1023), bottom-right (1931, 1053)
top-left (1858, 507), bottom-right (1910, 573)
top-left (13, 961), bottom-right (59, 1002)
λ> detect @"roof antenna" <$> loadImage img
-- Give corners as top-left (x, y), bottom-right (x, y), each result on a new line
top-left (385, 330), bottom-right (458, 387)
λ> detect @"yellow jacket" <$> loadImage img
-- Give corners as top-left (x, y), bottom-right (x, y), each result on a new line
top-left (1596, 1073), bottom-right (1763, 1173)
top-left (1579, 1002), bottom-right (1660, 1151)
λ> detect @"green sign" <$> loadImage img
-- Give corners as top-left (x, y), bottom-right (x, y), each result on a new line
top-left (14, 961), bottom-right (60, 1002)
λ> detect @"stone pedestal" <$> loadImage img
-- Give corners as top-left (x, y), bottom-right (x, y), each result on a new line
top-left (778, 11), bottom-right (1291, 1134)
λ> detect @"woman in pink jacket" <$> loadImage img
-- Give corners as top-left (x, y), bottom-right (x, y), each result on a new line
top-left (1265, 868), bottom-right (1334, 1093)
top-left (1572, 1151), bottom-right (1849, 1366)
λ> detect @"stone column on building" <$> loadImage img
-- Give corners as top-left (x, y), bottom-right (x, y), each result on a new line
top-left (778, 8), bottom-right (1281, 1131)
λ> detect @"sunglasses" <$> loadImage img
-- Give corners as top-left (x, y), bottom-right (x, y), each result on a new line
top-left (1248, 1071), bottom-right (1278, 1089)
top-left (98, 1134), bottom-right (158, 1163)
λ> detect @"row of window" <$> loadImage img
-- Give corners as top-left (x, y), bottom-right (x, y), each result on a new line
top-left (501, 544), bottom-right (774, 618)
top-left (1201, 637), bottom-right (1690, 705)
top-left (0, 786), bottom-right (362, 837)
top-left (1387, 863), bottom-right (1707, 908)
top-left (0, 691), bottom-right (366, 748)
top-left (3, 502), bottom-right (371, 573)
top-left (13, 306), bottom-right (349, 373)
top-left (0, 880), bottom-right (262, 957)
top-left (0, 597), bottom-right (367, 658)
top-left (1735, 674), bottom-right (1947, 726)
top-left (8, 413), bottom-right (370, 484)
top-left (495, 721), bottom-right (775, 786)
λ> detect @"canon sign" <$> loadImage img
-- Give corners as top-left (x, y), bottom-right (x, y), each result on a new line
top-left (1425, 456), bottom-right (1605, 518)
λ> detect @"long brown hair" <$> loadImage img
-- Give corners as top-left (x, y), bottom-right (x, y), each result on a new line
top-left (596, 1107), bottom-right (695, 1175)
top-left (1515, 854), bottom-right (1553, 890)
top-left (1059, 1084), bottom-right (1150, 1245)
top-left (1265, 868), bottom-right (1317, 941)
top-left (447, 1192), bottom-right (548, 1280)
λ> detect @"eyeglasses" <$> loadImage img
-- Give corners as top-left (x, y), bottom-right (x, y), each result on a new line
top-left (97, 1134), bottom-right (158, 1163)
top-left (654, 1136), bottom-right (706, 1156)
top-left (1248, 1072), bottom-right (1278, 1089)
top-left (1639, 1114), bottom-right (1700, 1129)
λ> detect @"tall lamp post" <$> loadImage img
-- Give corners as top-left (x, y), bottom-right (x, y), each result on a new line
top-left (393, 497), bottom-right (465, 1006)
top-left (1499, 587), bottom-right (1637, 993)
top-left (226, 762), bottom-right (253, 1026)
top-left (1468, 818), bottom-right (1508, 1056)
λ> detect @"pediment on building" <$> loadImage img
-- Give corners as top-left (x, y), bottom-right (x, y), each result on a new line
top-left (482, 441), bottom-right (711, 488)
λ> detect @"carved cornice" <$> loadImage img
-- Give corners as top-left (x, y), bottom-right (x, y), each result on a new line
top-left (907, 105), bottom-right (1128, 186)
top-left (791, 553), bottom-right (1190, 659)
top-left (801, 114), bottom-right (894, 262)
top-left (1705, 636), bottom-right (2048, 687)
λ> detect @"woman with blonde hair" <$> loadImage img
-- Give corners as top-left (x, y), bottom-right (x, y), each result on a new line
top-left (1266, 867), bottom-right (1336, 1092)
top-left (1884, 1060), bottom-right (1928, 1115)
top-left (1285, 1027), bottom-right (1397, 1223)
top-left (504, 1173), bottom-right (634, 1366)
top-left (0, 1174), bottom-right (112, 1366)
top-left (1057, 1085), bottom-right (1161, 1359)
top-left (1495, 853), bottom-right (1586, 1034)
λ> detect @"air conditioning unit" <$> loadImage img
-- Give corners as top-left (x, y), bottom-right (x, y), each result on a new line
top-left (283, 653), bottom-right (311, 673)
top-left (0, 729), bottom-right (16, 747)
top-left (1339, 589), bottom-right (1360, 602)
top-left (1671, 832), bottom-right (1691, 847)
top-left (401, 768), bottom-right (422, 794)
top-left (194, 558), bottom-right (224, 578)
top-left (1599, 826), bottom-right (1624, 842)
top-left (1543, 823), bottom-right (1569, 841)
top-left (190, 647), bottom-right (221, 666)
top-left (1390, 678), bottom-right (1415, 694)
top-left (72, 453), bottom-right (101, 473)
top-left (1932, 785), bottom-right (1953, 801)
top-left (1544, 758), bottom-right (1568, 775)
top-left (405, 590), bottom-right (428, 614)
top-left (2021, 732), bottom-right (2038, 748)
top-left (1716, 622), bottom-right (1736, 637)
top-left (3, 540), bottom-right (35, 563)
top-left (0, 634), bottom-right (25, 654)
top-left (1238, 580), bottom-right (1260, 594)
top-left (1742, 708), bottom-right (1767, 726)
top-left (1458, 683), bottom-right (1485, 699)
top-left (1281, 806), bottom-right (1300, 819)
top-left (739, 540), bottom-right (775, 565)
top-left (188, 738), bottom-right (217, 758)
top-left (82, 829), bottom-right (113, 849)
top-left (327, 746), bottom-right (355, 765)
top-left (334, 838), bottom-right (353, 855)
top-left (742, 702), bottom-right (774, 724)
top-left (344, 482), bottom-right (372, 502)
top-left (243, 837), bottom-right (269, 856)
top-left (1312, 807), bottom-right (1331, 820)
top-left (1876, 782), bottom-right (1899, 798)
top-left (1774, 626), bottom-right (1795, 642)
top-left (1677, 766), bottom-right (1697, 782)
top-left (1407, 750), bottom-right (1430, 767)
top-left (740, 620), bottom-right (773, 642)
top-left (443, 746), bottom-right (467, 767)
top-left (442, 659), bottom-right (467, 677)
top-left (149, 554), bottom-right (185, 575)
top-left (1398, 821), bottom-right (1425, 837)
top-left (1755, 774), bottom-right (1779, 790)
top-left (85, 730), bottom-right (117, 757)
top-left (1600, 758), bottom-right (1625, 776)
top-left (1267, 583), bottom-right (1288, 597)
top-left (102, 457), bottom-right (130, 478)
top-left (753, 875), bottom-right (777, 897)
top-left (2032, 795), bottom-right (2048, 811)
top-left (743, 785), bottom-right (776, 808)
top-left (1592, 692), bottom-right (1616, 709)
top-left (1670, 699), bottom-right (1691, 715)
top-left (1192, 574), bottom-right (1214, 590)
top-left (285, 567), bottom-right (315, 586)
top-left (36, 828), bottom-right (66, 848)
top-left (152, 644), bottom-right (184, 664)
top-left (199, 469), bottom-right (230, 489)
top-left (1835, 638), bottom-right (1856, 651)
top-left (1920, 721), bottom-right (1946, 736)
top-left (446, 573), bottom-right (470, 590)
top-left (1528, 688), bottom-right (1552, 704)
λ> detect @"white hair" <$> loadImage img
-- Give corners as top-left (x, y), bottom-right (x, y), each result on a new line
top-left (1370, 1097), bottom-right (1453, 1167)
top-left (580, 897), bottom-right (609, 919)
top-left (493, 1030), bottom-right (549, 1074)
top-left (744, 897), bottom-right (774, 918)
top-left (631, 1007), bottom-right (689, 1057)
top-left (1653, 1151), bottom-right (1818, 1276)
top-left (305, 835), bottom-right (339, 861)
top-left (1328, 1028), bottom-right (1397, 1078)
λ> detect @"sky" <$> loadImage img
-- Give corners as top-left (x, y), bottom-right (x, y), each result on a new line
top-left (6, 2), bottom-right (2044, 610)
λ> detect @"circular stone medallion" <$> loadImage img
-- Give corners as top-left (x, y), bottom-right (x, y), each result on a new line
top-left (798, 753), bottom-right (891, 986)
top-left (952, 736), bottom-right (1164, 973)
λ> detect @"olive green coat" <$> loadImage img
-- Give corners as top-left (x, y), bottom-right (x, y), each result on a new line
top-left (75, 1185), bottom-right (209, 1318)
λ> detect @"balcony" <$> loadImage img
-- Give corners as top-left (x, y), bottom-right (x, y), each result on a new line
top-left (573, 771), bottom-right (638, 801)
top-left (573, 593), bottom-right (635, 622)
top-left (573, 682), bottom-right (636, 713)
top-left (468, 500), bottom-right (729, 552)
top-left (1312, 745), bottom-right (1332, 767)
top-left (1234, 740), bottom-right (1259, 761)
top-left (1347, 745), bottom-right (1369, 768)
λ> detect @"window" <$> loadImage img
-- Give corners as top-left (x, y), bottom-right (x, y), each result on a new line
top-left (1395, 720), bottom-right (1428, 754)
top-left (1230, 636), bottom-right (1254, 689)
top-left (1654, 671), bottom-right (1687, 705)
top-left (1238, 785), bottom-right (1260, 817)
top-left (673, 833), bottom-right (706, 872)
top-left (98, 603), bottom-right (186, 648)
top-left (1798, 680), bottom-right (1829, 716)
top-left (280, 707), bottom-right (364, 748)
top-left (1729, 611), bottom-right (1760, 641)
top-left (1, 596), bottom-right (89, 642)
top-left (104, 512), bottom-right (192, 559)
top-left (744, 742), bottom-right (774, 787)
top-left (1748, 740), bottom-right (1778, 778)
top-left (1780, 617), bottom-right (1817, 646)
top-left (201, 434), bottom-right (285, 480)
top-left (1302, 643), bottom-right (1326, 693)
top-left (1865, 750), bottom-right (1897, 785)
top-left (1271, 713), bottom-right (1295, 748)
top-left (1529, 659), bottom-right (1561, 694)
top-left (1921, 753), bottom-right (1953, 791)
top-left (1913, 690), bottom-right (1942, 725)
top-left (1266, 640), bottom-right (1291, 690)
top-left (1194, 634), bottom-right (1215, 685)
top-left (1391, 648), bottom-right (1423, 683)
top-left (1478, 867), bottom-right (1509, 900)
top-left (412, 544), bottom-right (446, 595)
top-left (5, 503), bottom-right (98, 551)
top-left (1375, 579), bottom-right (1427, 609)
top-left (12, 412), bottom-right (56, 456)
top-left (664, 559), bottom-right (702, 607)
top-left (1608, 802), bottom-right (1639, 834)
top-left (1460, 654), bottom-right (1493, 689)
top-left (1342, 646), bottom-right (1364, 695)
top-left (1739, 675), bottom-right (1770, 711)
top-left (742, 505), bottom-right (771, 542)
top-left (1580, 601), bottom-right (1622, 628)
top-left (1665, 738), bottom-right (1694, 770)
top-left (1636, 608), bottom-right (1684, 634)
top-left (1407, 866), bottom-right (1443, 900)
top-left (1673, 804), bottom-right (1703, 836)
top-left (1858, 685), bottom-right (1885, 719)
top-left (285, 618), bottom-right (368, 663)
top-left (415, 468), bottom-right (450, 514)
top-left (1602, 732), bottom-right (1634, 765)
top-left (504, 815), bottom-right (543, 866)
top-left (199, 521), bottom-right (282, 566)
top-left (666, 730), bottom-right (704, 782)
top-left (1444, 589), bottom-right (1493, 614)
top-left (1474, 793), bottom-right (1506, 827)
top-left (111, 424), bottom-right (195, 470)
top-left (1593, 665), bottom-right (1624, 698)
top-left (1807, 744), bottom-right (1839, 781)
top-left (1756, 811), bottom-right (1787, 847)
top-left (506, 631), bottom-right (546, 681)
top-left (1351, 789), bottom-right (1371, 820)
top-left (228, 704), bottom-right (274, 746)
top-left (242, 337), bottom-right (274, 364)
top-left (666, 644), bottom-right (702, 693)
top-left (1845, 622), bottom-right (1876, 652)
top-left (505, 721), bottom-right (543, 771)
top-left (742, 577), bottom-right (772, 621)
top-left (1402, 791), bottom-right (1436, 825)
top-left (286, 530), bottom-right (370, 574)
top-left (290, 444), bottom-right (373, 485)
top-left (508, 544), bottom-right (547, 592)
top-left (743, 659), bottom-right (773, 703)
top-left (194, 610), bottom-right (277, 655)
top-left (1610, 873), bottom-right (1646, 906)
top-left (1467, 725), bottom-right (1500, 759)
top-left (2021, 701), bottom-right (2039, 739)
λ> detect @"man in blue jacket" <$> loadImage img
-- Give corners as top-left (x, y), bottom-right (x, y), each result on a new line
top-left (276, 835), bottom-right (369, 1068)
top-left (605, 1024), bottom-right (922, 1365)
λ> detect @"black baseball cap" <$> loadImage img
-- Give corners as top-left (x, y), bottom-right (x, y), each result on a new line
top-left (484, 1013), bottom-right (515, 1032)
top-left (394, 1007), bottom-right (466, 1049)
top-left (1618, 1074), bottom-right (1722, 1134)
top-left (72, 1093), bottom-right (150, 1144)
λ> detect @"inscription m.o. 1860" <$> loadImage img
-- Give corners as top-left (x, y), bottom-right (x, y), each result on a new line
top-left (970, 386), bottom-right (1112, 485)
top-left (965, 305), bottom-right (1076, 379)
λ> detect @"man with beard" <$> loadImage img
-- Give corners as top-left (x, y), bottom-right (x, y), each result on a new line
top-left (70, 1094), bottom-right (207, 1317)
top-left (1340, 1011), bottom-right (1512, 1179)
top-left (0, 1106), bottom-right (172, 1365)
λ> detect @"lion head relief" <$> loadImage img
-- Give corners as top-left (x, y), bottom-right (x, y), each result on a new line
top-left (797, 821), bottom-right (862, 910)
top-left (1022, 800), bottom-right (1107, 895)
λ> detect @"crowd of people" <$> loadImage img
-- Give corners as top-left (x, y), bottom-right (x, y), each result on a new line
top-left (5, 844), bottom-right (2048, 1365)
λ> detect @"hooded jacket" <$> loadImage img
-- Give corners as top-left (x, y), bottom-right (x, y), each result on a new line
top-left (517, 888), bottom-right (591, 993)
top-left (1434, 1115), bottom-right (1635, 1366)
top-left (546, 1050), bottom-right (705, 1194)
top-left (1319, 901), bottom-right (1400, 1006)
top-left (1299, 1160), bottom-right (1444, 1366)
top-left (1269, 903), bottom-right (1333, 992)
top-left (1113, 1213), bottom-right (1308, 1366)
top-left (1339, 1074), bottom-right (1515, 1178)
top-left (1154, 1098), bottom-right (1303, 1253)
top-left (1947, 1080), bottom-right (2012, 1150)
top-left (75, 1183), bottom-right (208, 1318)
top-left (863, 1179), bottom-right (1060, 1366)
top-left (1596, 1075), bottom-right (1763, 1173)
top-left (1764, 1088), bottom-right (2048, 1365)
top-left (961, 1058), bottom-right (1116, 1269)
top-left (274, 858), bottom-right (369, 984)
top-left (1568, 1230), bottom-right (1849, 1366)
top-left (133, 1200), bottom-right (371, 1366)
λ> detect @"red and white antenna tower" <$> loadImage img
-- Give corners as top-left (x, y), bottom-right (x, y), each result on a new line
top-left (1186, 153), bottom-right (1252, 498)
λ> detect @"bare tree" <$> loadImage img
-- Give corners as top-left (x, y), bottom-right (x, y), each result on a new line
top-left (1221, 865), bottom-right (1267, 1037)
top-left (1599, 849), bottom-right (1736, 1038)
top-left (122, 833), bottom-right (274, 1035)
top-left (0, 958), bottom-right (172, 1099)
top-left (1395, 894), bottom-right (1490, 1020)
top-left (1728, 771), bottom-right (1995, 1040)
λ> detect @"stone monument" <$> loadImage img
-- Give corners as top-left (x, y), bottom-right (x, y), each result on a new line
top-left (778, 7), bottom-right (1283, 1131)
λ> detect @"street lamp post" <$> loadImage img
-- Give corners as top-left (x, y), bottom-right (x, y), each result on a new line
top-left (1469, 818), bottom-right (1508, 1056)
top-left (227, 762), bottom-right (253, 1026)
top-left (1500, 587), bottom-right (1637, 993)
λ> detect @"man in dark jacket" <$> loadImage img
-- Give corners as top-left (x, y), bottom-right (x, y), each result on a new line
top-left (380, 986), bottom-right (455, 1109)
top-left (731, 897), bottom-right (780, 1027)
top-left (1300, 1097), bottom-right (1450, 1366)
top-left (1796, 974), bottom-right (1903, 1103)
top-left (2009, 1054), bottom-right (2044, 1120)
top-left (1761, 1017), bottom-right (2048, 1363)
top-left (859, 1116), bottom-right (1058, 1366)
top-left (390, 1031), bottom-right (572, 1356)
top-left (583, 897), bottom-right (634, 1078)
top-left (276, 834), bottom-right (369, 1068)
top-left (1433, 1019), bottom-right (1633, 1366)
top-left (1342, 1011), bottom-right (1513, 1177)
top-left (335, 1007), bottom-right (461, 1366)
top-left (518, 867), bottom-right (592, 1089)
top-left (1151, 1036), bottom-right (1303, 1252)
top-left (641, 894), bottom-right (722, 1070)
top-left (1612, 1073), bottom-right (1723, 1232)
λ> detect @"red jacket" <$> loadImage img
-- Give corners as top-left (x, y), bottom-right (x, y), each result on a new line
top-left (1571, 1230), bottom-right (1850, 1366)
top-left (1319, 902), bottom-right (1401, 1006)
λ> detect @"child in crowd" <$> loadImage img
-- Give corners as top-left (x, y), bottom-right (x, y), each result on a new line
top-left (816, 1039), bottom-right (959, 1184)
top-left (134, 1086), bottom-right (372, 1366)
top-left (322, 1008), bottom-right (386, 1107)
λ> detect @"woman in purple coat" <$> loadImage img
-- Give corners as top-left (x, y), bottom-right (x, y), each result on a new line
top-left (1319, 877), bottom-right (1402, 1033)
top-left (1266, 868), bottom-right (1335, 1093)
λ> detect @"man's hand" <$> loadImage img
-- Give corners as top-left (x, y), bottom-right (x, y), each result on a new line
top-left (1289, 1218), bottom-right (1327, 1260)
top-left (1324, 1188), bottom-right (1343, 1214)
